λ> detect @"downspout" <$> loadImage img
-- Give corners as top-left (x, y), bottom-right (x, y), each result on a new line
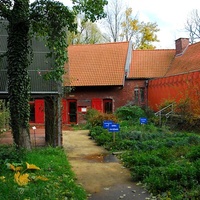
top-left (57, 81), bottom-right (62, 146)
top-left (145, 79), bottom-right (149, 108)
top-left (123, 40), bottom-right (132, 86)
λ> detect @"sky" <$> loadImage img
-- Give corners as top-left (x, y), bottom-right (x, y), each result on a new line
top-left (127, 0), bottom-right (200, 49)
top-left (34, 0), bottom-right (200, 49)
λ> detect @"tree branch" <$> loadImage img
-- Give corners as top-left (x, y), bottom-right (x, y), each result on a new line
top-left (0, 0), bottom-right (12, 19)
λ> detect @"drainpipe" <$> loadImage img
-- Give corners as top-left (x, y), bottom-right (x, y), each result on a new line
top-left (57, 81), bottom-right (62, 147)
top-left (145, 80), bottom-right (149, 108)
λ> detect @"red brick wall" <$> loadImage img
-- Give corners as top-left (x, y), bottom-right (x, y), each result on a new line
top-left (65, 79), bottom-right (147, 124)
top-left (148, 71), bottom-right (200, 114)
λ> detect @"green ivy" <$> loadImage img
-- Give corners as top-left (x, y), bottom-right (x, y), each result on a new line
top-left (6, 0), bottom-right (31, 148)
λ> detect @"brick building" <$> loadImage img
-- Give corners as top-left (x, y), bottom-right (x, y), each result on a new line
top-left (1, 27), bottom-right (200, 124)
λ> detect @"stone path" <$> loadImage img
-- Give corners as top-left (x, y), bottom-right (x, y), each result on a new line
top-left (63, 130), bottom-right (151, 200)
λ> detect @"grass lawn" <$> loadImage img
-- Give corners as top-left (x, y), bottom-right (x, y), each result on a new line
top-left (0, 146), bottom-right (87, 200)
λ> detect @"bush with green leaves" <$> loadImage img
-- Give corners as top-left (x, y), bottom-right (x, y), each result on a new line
top-left (89, 126), bottom-right (113, 146)
top-left (86, 109), bottom-right (118, 128)
top-left (0, 145), bottom-right (25, 165)
top-left (115, 105), bottom-right (146, 122)
top-left (84, 108), bottom-right (100, 122)
top-left (120, 135), bottom-right (200, 199)
top-left (186, 145), bottom-right (200, 161)
top-left (144, 161), bottom-right (200, 199)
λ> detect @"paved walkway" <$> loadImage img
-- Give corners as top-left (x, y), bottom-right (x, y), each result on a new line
top-left (63, 130), bottom-right (151, 200)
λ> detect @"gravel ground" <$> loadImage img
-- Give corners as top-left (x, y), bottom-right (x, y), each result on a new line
top-left (63, 130), bottom-right (151, 200)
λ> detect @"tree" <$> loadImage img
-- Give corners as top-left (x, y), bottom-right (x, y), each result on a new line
top-left (0, 0), bottom-right (107, 149)
top-left (137, 22), bottom-right (159, 50)
top-left (103, 0), bottom-right (125, 42)
top-left (102, 1), bottom-right (159, 49)
top-left (120, 8), bottom-right (139, 42)
top-left (120, 8), bottom-right (159, 49)
top-left (185, 9), bottom-right (200, 44)
top-left (67, 16), bottom-right (108, 45)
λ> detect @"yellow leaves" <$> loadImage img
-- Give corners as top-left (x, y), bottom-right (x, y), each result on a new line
top-left (130, 19), bottom-right (139, 31)
top-left (9, 163), bottom-right (16, 171)
top-left (125, 7), bottom-right (132, 17)
top-left (36, 176), bottom-right (49, 181)
top-left (15, 166), bottom-right (23, 171)
top-left (6, 162), bottom-right (48, 186)
top-left (8, 162), bottom-right (40, 172)
top-left (7, 163), bottom-right (23, 172)
top-left (26, 162), bottom-right (40, 170)
top-left (14, 172), bottom-right (30, 186)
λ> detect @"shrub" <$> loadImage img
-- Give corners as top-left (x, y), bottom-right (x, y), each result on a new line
top-left (95, 132), bottom-right (113, 146)
top-left (158, 99), bottom-right (176, 111)
top-left (144, 107), bottom-right (158, 123)
top-left (0, 145), bottom-right (25, 166)
top-left (84, 108), bottom-right (99, 122)
top-left (89, 126), bottom-right (113, 146)
top-left (89, 112), bottom-right (118, 127)
top-left (186, 145), bottom-right (200, 161)
top-left (131, 165), bottom-right (152, 181)
top-left (115, 105), bottom-right (146, 121)
top-left (89, 115), bottom-right (200, 199)
top-left (145, 161), bottom-right (198, 195)
top-left (89, 126), bottom-right (106, 139)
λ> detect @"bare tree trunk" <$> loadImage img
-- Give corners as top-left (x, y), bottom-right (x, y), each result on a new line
top-left (45, 96), bottom-right (62, 147)
top-left (105, 0), bottom-right (125, 42)
top-left (19, 128), bottom-right (31, 149)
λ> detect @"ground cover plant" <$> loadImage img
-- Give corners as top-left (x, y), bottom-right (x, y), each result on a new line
top-left (0, 145), bottom-right (87, 200)
top-left (88, 105), bottom-right (200, 200)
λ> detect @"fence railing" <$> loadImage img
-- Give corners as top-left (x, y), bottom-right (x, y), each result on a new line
top-left (155, 103), bottom-right (174, 126)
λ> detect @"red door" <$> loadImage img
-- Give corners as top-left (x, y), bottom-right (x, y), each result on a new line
top-left (92, 98), bottom-right (103, 112)
top-left (67, 99), bottom-right (77, 124)
top-left (35, 99), bottom-right (45, 123)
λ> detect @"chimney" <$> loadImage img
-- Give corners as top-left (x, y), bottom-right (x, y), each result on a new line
top-left (175, 38), bottom-right (189, 55)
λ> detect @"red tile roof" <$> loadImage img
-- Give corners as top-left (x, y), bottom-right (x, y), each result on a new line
top-left (164, 42), bottom-right (200, 77)
top-left (64, 42), bottom-right (129, 86)
top-left (128, 49), bottom-right (175, 78)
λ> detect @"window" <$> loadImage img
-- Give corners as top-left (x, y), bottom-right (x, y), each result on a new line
top-left (134, 88), bottom-right (145, 105)
top-left (103, 99), bottom-right (113, 113)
